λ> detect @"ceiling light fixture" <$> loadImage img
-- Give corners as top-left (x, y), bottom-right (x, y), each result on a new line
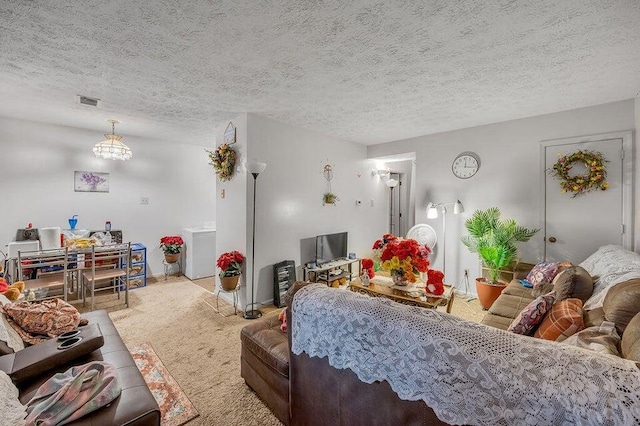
top-left (93, 119), bottom-right (132, 161)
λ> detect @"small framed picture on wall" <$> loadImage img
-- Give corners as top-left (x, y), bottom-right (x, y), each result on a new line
top-left (74, 171), bottom-right (109, 193)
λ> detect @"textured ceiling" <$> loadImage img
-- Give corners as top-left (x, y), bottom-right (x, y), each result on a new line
top-left (1, 0), bottom-right (639, 145)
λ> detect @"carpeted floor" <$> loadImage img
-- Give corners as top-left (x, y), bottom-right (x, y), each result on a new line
top-left (70, 277), bottom-right (486, 426)
top-left (72, 277), bottom-right (282, 426)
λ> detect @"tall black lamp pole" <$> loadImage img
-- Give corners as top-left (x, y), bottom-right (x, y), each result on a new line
top-left (244, 161), bottom-right (266, 320)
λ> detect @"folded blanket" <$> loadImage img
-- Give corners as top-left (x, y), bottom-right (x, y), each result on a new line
top-left (26, 361), bottom-right (121, 426)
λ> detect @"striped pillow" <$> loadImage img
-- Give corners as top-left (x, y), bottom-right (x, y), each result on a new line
top-left (535, 298), bottom-right (584, 341)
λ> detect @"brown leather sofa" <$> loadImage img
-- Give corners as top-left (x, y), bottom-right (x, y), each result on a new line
top-left (1, 310), bottom-right (161, 425)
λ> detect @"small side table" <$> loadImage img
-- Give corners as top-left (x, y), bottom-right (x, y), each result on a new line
top-left (215, 283), bottom-right (240, 317)
top-left (162, 259), bottom-right (182, 281)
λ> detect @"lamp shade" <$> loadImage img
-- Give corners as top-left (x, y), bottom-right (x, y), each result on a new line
top-left (453, 200), bottom-right (465, 214)
top-left (247, 161), bottom-right (267, 175)
top-left (93, 120), bottom-right (132, 161)
top-left (426, 202), bottom-right (438, 219)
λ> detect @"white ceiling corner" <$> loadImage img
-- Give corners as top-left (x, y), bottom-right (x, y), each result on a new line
top-left (0, 0), bottom-right (639, 145)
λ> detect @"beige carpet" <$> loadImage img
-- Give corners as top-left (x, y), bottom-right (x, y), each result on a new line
top-left (70, 277), bottom-right (486, 426)
top-left (72, 278), bottom-right (282, 426)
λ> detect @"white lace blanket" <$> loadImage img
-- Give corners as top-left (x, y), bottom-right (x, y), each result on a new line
top-left (291, 285), bottom-right (640, 426)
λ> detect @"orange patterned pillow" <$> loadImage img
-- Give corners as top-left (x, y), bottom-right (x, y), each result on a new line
top-left (534, 298), bottom-right (584, 341)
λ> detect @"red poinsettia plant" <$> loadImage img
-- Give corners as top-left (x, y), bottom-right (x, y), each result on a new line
top-left (426, 269), bottom-right (445, 296)
top-left (361, 258), bottom-right (375, 279)
top-left (379, 236), bottom-right (431, 283)
top-left (217, 250), bottom-right (245, 278)
top-left (159, 236), bottom-right (184, 254)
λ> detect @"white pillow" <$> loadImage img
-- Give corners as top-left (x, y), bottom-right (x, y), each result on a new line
top-left (0, 370), bottom-right (26, 425)
top-left (0, 294), bottom-right (11, 305)
top-left (580, 245), bottom-right (640, 310)
top-left (0, 314), bottom-right (25, 352)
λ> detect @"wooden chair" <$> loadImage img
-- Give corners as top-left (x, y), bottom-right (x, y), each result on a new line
top-left (17, 248), bottom-right (69, 301)
top-left (81, 243), bottom-right (130, 311)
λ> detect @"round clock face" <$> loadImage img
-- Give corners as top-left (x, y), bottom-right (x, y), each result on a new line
top-left (452, 152), bottom-right (480, 179)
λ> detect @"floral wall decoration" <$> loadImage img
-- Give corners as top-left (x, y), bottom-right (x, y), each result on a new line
top-left (549, 150), bottom-right (609, 198)
top-left (206, 123), bottom-right (237, 182)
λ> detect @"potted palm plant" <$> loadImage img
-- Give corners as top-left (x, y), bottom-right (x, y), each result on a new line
top-left (461, 207), bottom-right (538, 309)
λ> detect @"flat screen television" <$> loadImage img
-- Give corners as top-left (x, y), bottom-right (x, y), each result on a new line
top-left (316, 232), bottom-right (348, 265)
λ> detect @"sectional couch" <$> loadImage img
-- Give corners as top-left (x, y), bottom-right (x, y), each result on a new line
top-left (242, 245), bottom-right (640, 425)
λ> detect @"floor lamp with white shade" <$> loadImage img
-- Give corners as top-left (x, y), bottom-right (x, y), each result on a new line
top-left (426, 200), bottom-right (464, 280)
top-left (244, 161), bottom-right (267, 320)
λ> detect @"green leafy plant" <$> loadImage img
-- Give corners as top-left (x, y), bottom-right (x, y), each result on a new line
top-left (461, 207), bottom-right (538, 284)
top-left (323, 192), bottom-right (339, 205)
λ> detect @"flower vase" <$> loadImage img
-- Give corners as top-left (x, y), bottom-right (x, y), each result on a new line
top-left (164, 253), bottom-right (180, 264)
top-left (220, 274), bottom-right (240, 291)
top-left (391, 270), bottom-right (409, 286)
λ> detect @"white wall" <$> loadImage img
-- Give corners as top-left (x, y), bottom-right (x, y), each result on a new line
top-left (0, 116), bottom-right (217, 276)
top-left (215, 113), bottom-right (388, 309)
top-left (368, 99), bottom-right (637, 294)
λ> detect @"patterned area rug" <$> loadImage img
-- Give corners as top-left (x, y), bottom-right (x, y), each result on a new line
top-left (130, 343), bottom-right (199, 426)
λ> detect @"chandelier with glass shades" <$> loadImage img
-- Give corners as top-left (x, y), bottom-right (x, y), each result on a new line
top-left (93, 119), bottom-right (132, 161)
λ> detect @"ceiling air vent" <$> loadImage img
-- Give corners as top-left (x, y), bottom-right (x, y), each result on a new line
top-left (78, 95), bottom-right (99, 107)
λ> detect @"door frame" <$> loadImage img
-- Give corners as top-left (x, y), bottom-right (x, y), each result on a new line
top-left (539, 130), bottom-right (634, 260)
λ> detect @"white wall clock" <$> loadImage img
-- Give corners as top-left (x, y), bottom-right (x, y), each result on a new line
top-left (452, 151), bottom-right (481, 179)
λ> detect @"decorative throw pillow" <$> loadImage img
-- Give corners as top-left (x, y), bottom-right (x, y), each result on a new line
top-left (524, 262), bottom-right (560, 289)
top-left (531, 281), bottom-right (555, 298)
top-left (561, 322), bottom-right (620, 357)
top-left (278, 308), bottom-right (287, 333)
top-left (552, 266), bottom-right (593, 303)
top-left (535, 298), bottom-right (584, 341)
top-left (0, 294), bottom-right (11, 306)
top-left (507, 293), bottom-right (556, 335)
top-left (0, 314), bottom-right (24, 354)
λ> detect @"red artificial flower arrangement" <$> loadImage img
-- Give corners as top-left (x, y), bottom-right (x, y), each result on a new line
top-left (426, 269), bottom-right (445, 296)
top-left (380, 237), bottom-right (431, 283)
top-left (217, 250), bottom-right (245, 278)
top-left (361, 258), bottom-right (375, 279)
top-left (159, 236), bottom-right (184, 254)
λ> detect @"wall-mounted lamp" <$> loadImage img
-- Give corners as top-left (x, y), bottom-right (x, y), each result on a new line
top-left (372, 168), bottom-right (390, 178)
top-left (426, 200), bottom-right (464, 278)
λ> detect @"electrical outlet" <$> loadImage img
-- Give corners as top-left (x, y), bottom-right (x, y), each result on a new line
top-left (370, 199), bottom-right (375, 207)
top-left (464, 269), bottom-right (469, 277)
top-left (140, 197), bottom-right (149, 205)
top-left (220, 189), bottom-right (225, 199)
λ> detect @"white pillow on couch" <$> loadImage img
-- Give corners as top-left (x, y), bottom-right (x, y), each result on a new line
top-left (580, 245), bottom-right (640, 310)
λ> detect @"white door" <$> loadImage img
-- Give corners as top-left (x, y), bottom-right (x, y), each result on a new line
top-left (543, 132), bottom-right (632, 263)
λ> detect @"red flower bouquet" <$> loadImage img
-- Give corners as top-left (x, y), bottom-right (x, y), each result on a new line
top-left (379, 237), bottom-right (431, 284)
top-left (159, 236), bottom-right (184, 254)
top-left (217, 250), bottom-right (245, 278)
top-left (361, 258), bottom-right (375, 279)
top-left (426, 269), bottom-right (445, 296)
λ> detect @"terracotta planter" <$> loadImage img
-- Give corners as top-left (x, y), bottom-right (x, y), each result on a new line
top-left (476, 278), bottom-right (506, 310)
top-left (220, 274), bottom-right (240, 291)
top-left (164, 253), bottom-right (180, 264)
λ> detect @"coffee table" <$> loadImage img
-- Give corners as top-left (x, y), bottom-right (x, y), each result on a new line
top-left (349, 276), bottom-right (454, 313)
